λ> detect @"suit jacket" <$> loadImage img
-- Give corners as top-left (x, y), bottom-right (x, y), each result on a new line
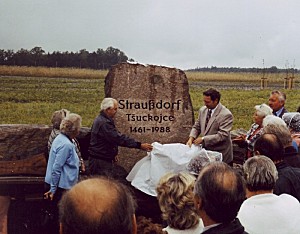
top-left (202, 219), bottom-right (248, 234)
top-left (189, 103), bottom-right (233, 163)
top-left (273, 107), bottom-right (288, 118)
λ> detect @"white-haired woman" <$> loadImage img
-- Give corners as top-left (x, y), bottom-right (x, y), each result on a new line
top-left (156, 172), bottom-right (204, 234)
top-left (44, 113), bottom-right (82, 233)
top-left (48, 109), bottom-right (85, 173)
top-left (233, 103), bottom-right (273, 158)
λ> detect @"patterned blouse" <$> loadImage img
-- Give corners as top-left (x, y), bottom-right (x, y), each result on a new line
top-left (245, 123), bottom-right (264, 157)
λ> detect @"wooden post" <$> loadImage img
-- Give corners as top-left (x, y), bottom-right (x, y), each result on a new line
top-left (260, 77), bottom-right (267, 89)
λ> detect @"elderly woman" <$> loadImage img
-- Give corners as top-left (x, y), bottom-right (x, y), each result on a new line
top-left (156, 172), bottom-right (204, 234)
top-left (233, 103), bottom-right (273, 158)
top-left (44, 113), bottom-right (82, 233)
top-left (48, 109), bottom-right (85, 173)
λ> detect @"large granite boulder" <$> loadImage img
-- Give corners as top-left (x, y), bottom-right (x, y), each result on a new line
top-left (105, 62), bottom-right (194, 171)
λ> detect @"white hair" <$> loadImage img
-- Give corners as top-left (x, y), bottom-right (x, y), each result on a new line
top-left (283, 112), bottom-right (300, 133)
top-left (263, 122), bottom-right (292, 147)
top-left (271, 90), bottom-right (286, 103)
top-left (60, 113), bottom-right (82, 137)
top-left (255, 103), bottom-right (273, 117)
top-left (100, 98), bottom-right (117, 111)
top-left (262, 115), bottom-right (286, 127)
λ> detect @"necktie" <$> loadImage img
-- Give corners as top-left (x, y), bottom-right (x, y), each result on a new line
top-left (205, 109), bottom-right (212, 129)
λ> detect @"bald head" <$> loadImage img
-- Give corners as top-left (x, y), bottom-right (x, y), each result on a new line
top-left (254, 133), bottom-right (284, 162)
top-left (59, 177), bottom-right (136, 234)
top-left (194, 162), bottom-right (245, 223)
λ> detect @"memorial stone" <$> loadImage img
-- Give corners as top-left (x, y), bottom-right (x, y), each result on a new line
top-left (105, 62), bottom-right (194, 171)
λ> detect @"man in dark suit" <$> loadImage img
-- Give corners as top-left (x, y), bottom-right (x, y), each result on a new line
top-left (187, 88), bottom-right (233, 164)
top-left (268, 90), bottom-right (288, 118)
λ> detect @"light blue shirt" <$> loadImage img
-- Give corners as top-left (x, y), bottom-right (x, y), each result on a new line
top-left (45, 133), bottom-right (79, 194)
top-left (274, 107), bottom-right (284, 117)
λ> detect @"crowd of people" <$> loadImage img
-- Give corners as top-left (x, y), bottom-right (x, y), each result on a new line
top-left (1, 88), bottom-right (299, 234)
top-left (44, 89), bottom-right (300, 234)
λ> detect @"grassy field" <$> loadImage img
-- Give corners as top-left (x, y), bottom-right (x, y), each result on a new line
top-left (0, 65), bottom-right (299, 130)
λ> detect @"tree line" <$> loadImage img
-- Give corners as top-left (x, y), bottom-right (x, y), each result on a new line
top-left (0, 46), bottom-right (298, 73)
top-left (188, 66), bottom-right (299, 74)
top-left (0, 46), bottom-right (132, 69)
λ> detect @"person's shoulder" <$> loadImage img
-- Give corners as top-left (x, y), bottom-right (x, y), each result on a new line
top-left (94, 113), bottom-right (111, 125)
top-left (221, 103), bottom-right (232, 113)
top-left (51, 134), bottom-right (70, 149)
top-left (200, 105), bottom-right (206, 112)
top-left (217, 103), bottom-right (233, 117)
top-left (278, 193), bottom-right (300, 203)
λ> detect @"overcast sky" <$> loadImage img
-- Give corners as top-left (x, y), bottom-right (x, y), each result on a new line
top-left (1, 0), bottom-right (300, 70)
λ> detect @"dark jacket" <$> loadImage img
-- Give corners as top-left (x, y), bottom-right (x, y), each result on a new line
top-left (88, 111), bottom-right (141, 161)
top-left (274, 161), bottom-right (300, 201)
top-left (273, 107), bottom-right (288, 118)
top-left (202, 218), bottom-right (248, 234)
top-left (284, 146), bottom-right (300, 168)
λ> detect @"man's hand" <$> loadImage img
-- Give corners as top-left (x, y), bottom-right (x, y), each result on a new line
top-left (186, 137), bottom-right (194, 147)
top-left (193, 137), bottom-right (203, 145)
top-left (141, 143), bottom-right (153, 151)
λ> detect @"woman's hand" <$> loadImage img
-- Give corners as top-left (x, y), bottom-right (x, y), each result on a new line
top-left (80, 161), bottom-right (86, 173)
top-left (232, 135), bottom-right (246, 142)
top-left (44, 191), bottom-right (54, 201)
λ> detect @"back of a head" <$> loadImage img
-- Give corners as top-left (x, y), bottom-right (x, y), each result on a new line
top-left (60, 113), bottom-right (82, 137)
top-left (243, 156), bottom-right (278, 192)
top-left (262, 115), bottom-right (286, 127)
top-left (283, 112), bottom-right (300, 133)
top-left (156, 172), bottom-right (199, 230)
top-left (51, 109), bottom-right (70, 130)
top-left (254, 133), bottom-right (284, 162)
top-left (59, 177), bottom-right (136, 234)
top-left (263, 122), bottom-right (292, 147)
top-left (194, 162), bottom-right (245, 223)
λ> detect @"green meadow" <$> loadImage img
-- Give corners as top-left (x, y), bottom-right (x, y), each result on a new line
top-left (0, 66), bottom-right (299, 130)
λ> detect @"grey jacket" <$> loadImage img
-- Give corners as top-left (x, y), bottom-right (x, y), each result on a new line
top-left (189, 103), bottom-right (233, 163)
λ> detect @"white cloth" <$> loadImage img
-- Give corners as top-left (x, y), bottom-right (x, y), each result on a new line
top-left (237, 193), bottom-right (300, 234)
top-left (163, 219), bottom-right (204, 234)
top-left (126, 142), bottom-right (222, 196)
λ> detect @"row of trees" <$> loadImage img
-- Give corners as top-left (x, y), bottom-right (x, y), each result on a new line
top-left (188, 66), bottom-right (298, 73)
top-left (0, 46), bottom-right (132, 69)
